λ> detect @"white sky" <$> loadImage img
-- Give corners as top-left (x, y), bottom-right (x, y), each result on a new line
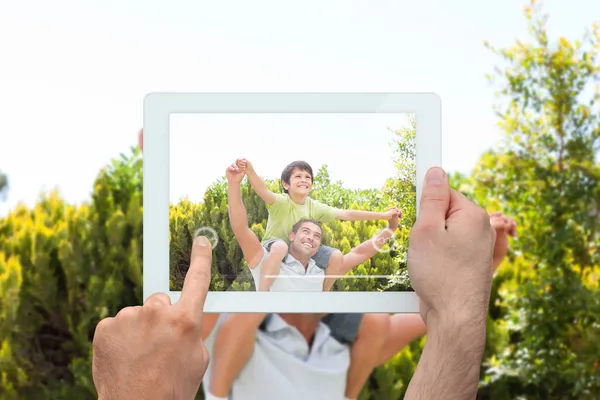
top-left (1, 0), bottom-right (598, 216)
top-left (170, 113), bottom-right (411, 203)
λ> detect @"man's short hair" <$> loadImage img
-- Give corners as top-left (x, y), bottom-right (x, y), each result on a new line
top-left (292, 219), bottom-right (322, 234)
top-left (281, 161), bottom-right (314, 194)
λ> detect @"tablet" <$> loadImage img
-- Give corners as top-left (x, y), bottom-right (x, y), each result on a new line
top-left (143, 93), bottom-right (441, 313)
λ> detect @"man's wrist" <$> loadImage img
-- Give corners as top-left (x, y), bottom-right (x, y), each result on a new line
top-left (426, 310), bottom-right (487, 352)
top-left (97, 384), bottom-right (181, 400)
top-left (405, 310), bottom-right (487, 399)
top-left (382, 227), bottom-right (395, 237)
top-left (373, 228), bottom-right (394, 248)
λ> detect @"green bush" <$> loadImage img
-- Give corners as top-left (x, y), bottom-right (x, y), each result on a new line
top-left (0, 149), bottom-right (143, 399)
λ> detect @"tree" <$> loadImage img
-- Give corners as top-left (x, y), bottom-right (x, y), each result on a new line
top-left (0, 146), bottom-right (143, 399)
top-left (464, 1), bottom-right (600, 398)
top-left (383, 116), bottom-right (417, 292)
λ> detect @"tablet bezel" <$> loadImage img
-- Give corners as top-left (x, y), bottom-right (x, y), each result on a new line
top-left (143, 92), bottom-right (441, 313)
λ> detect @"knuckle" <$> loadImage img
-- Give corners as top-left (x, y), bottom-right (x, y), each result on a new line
top-left (472, 205), bottom-right (490, 223)
top-left (95, 317), bottom-right (111, 330)
top-left (93, 318), bottom-right (112, 340)
top-left (145, 293), bottom-right (170, 307)
top-left (421, 187), bottom-right (448, 202)
top-left (92, 319), bottom-right (118, 352)
top-left (421, 192), bottom-right (446, 203)
top-left (144, 299), bottom-right (165, 314)
top-left (171, 311), bottom-right (199, 334)
top-left (115, 306), bottom-right (139, 321)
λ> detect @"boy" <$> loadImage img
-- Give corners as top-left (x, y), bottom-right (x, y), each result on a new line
top-left (207, 159), bottom-right (401, 400)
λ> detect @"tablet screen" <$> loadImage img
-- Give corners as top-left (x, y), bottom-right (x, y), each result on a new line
top-left (168, 113), bottom-right (416, 294)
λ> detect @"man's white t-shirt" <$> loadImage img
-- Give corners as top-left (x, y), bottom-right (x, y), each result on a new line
top-left (250, 248), bottom-right (325, 292)
top-left (202, 313), bottom-right (350, 400)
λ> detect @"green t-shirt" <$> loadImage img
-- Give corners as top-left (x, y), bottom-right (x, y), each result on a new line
top-left (262, 193), bottom-right (340, 244)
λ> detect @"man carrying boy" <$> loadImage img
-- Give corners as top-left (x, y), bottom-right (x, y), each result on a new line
top-left (207, 161), bottom-right (401, 400)
top-left (237, 158), bottom-right (401, 292)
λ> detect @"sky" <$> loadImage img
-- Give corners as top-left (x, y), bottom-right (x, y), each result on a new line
top-left (1, 0), bottom-right (599, 216)
top-left (170, 113), bottom-right (412, 203)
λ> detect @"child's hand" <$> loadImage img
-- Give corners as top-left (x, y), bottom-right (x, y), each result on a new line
top-left (489, 212), bottom-right (517, 238)
top-left (387, 212), bottom-right (400, 231)
top-left (226, 162), bottom-right (246, 184)
top-left (236, 158), bottom-right (254, 173)
top-left (385, 207), bottom-right (403, 220)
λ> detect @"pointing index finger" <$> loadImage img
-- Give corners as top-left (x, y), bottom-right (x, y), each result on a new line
top-left (178, 236), bottom-right (212, 316)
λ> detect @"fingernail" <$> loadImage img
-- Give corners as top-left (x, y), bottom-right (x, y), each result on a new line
top-left (426, 167), bottom-right (445, 186)
top-left (195, 236), bottom-right (210, 247)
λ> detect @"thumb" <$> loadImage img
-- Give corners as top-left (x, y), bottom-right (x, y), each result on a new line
top-left (416, 167), bottom-right (450, 231)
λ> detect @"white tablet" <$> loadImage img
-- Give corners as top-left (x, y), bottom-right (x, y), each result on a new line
top-left (143, 93), bottom-right (441, 313)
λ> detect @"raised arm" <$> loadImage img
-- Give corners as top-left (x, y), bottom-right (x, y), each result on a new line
top-left (237, 158), bottom-right (277, 205)
top-left (336, 207), bottom-right (402, 222)
top-left (490, 211), bottom-right (517, 270)
top-left (226, 163), bottom-right (264, 268)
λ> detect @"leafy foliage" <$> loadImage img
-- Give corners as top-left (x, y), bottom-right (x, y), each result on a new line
top-left (0, 146), bottom-right (143, 399)
top-left (472, 1), bottom-right (600, 398)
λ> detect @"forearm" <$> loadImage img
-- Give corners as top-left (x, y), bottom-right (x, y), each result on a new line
top-left (356, 228), bottom-right (394, 258)
top-left (372, 228), bottom-right (395, 252)
top-left (492, 248), bottom-right (506, 271)
top-left (227, 183), bottom-right (249, 232)
top-left (404, 314), bottom-right (487, 400)
top-left (492, 256), bottom-right (503, 271)
top-left (246, 169), bottom-right (273, 202)
top-left (341, 228), bottom-right (395, 273)
top-left (492, 237), bottom-right (509, 271)
top-left (339, 209), bottom-right (388, 221)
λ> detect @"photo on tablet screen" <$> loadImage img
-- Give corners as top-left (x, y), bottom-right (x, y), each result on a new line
top-left (168, 113), bottom-right (416, 294)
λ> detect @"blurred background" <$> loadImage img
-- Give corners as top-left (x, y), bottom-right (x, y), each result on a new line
top-left (1, 0), bottom-right (599, 399)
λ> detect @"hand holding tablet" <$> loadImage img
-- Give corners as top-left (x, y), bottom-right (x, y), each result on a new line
top-left (92, 236), bottom-right (212, 400)
top-left (94, 142), bottom-right (503, 399)
top-left (407, 167), bottom-right (496, 325)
